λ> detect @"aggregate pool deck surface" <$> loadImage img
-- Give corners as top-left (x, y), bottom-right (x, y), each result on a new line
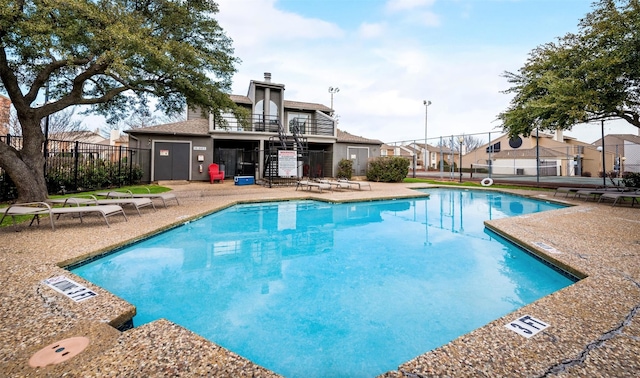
top-left (1, 181), bottom-right (639, 377)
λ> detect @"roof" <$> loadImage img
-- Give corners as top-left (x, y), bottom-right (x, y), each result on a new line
top-left (599, 134), bottom-right (640, 145)
top-left (124, 119), bottom-right (209, 136)
top-left (227, 94), bottom-right (332, 113)
top-left (337, 129), bottom-right (383, 145)
top-left (229, 94), bottom-right (252, 105)
top-left (284, 100), bottom-right (332, 112)
top-left (381, 144), bottom-right (414, 156)
top-left (49, 130), bottom-right (105, 143)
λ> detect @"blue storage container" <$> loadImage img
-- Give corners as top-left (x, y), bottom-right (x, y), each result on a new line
top-left (234, 176), bottom-right (255, 186)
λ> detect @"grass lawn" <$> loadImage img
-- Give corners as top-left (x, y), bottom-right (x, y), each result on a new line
top-left (1, 185), bottom-right (172, 228)
top-left (403, 178), bottom-right (554, 191)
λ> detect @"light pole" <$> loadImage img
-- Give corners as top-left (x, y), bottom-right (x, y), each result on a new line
top-left (600, 120), bottom-right (606, 186)
top-left (328, 87), bottom-right (339, 115)
top-left (458, 135), bottom-right (464, 183)
top-left (597, 145), bottom-right (604, 186)
top-left (423, 100), bottom-right (431, 170)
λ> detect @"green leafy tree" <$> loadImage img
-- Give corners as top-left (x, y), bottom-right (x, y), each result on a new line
top-left (0, 0), bottom-right (241, 202)
top-left (499, 0), bottom-right (640, 137)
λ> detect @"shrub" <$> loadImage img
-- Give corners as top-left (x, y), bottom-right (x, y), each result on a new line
top-left (366, 156), bottom-right (410, 182)
top-left (622, 172), bottom-right (640, 188)
top-left (336, 159), bottom-right (353, 179)
top-left (45, 158), bottom-right (144, 192)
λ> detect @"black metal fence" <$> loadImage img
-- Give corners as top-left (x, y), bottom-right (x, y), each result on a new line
top-left (0, 135), bottom-right (151, 201)
top-left (212, 113), bottom-right (335, 136)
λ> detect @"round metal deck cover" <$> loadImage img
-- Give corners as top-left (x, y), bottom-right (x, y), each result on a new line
top-left (28, 336), bottom-right (90, 368)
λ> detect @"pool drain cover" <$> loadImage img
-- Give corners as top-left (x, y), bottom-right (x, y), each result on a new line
top-left (28, 336), bottom-right (90, 367)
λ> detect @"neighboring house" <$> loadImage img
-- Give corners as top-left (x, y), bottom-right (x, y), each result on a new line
top-left (592, 134), bottom-right (640, 174)
top-left (406, 142), bottom-right (458, 170)
top-left (401, 144), bottom-right (421, 170)
top-left (47, 130), bottom-right (129, 163)
top-left (427, 144), bottom-right (457, 170)
top-left (0, 94), bottom-right (11, 136)
top-left (126, 73), bottom-right (381, 181)
top-left (462, 129), bottom-right (613, 177)
top-left (381, 143), bottom-right (414, 159)
top-left (47, 130), bottom-right (107, 155)
top-left (49, 130), bottom-right (106, 144)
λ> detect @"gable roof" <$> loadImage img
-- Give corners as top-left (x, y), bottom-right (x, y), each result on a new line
top-left (603, 134), bottom-right (640, 144)
top-left (49, 130), bottom-right (105, 142)
top-left (337, 129), bottom-right (383, 145)
top-left (284, 100), bottom-right (332, 112)
top-left (228, 94), bottom-right (332, 113)
top-left (229, 94), bottom-right (252, 105)
top-left (124, 119), bottom-right (209, 136)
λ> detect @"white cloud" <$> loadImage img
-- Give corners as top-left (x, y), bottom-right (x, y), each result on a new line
top-left (406, 10), bottom-right (441, 27)
top-left (216, 0), bottom-right (344, 49)
top-left (358, 22), bottom-right (387, 39)
top-left (208, 0), bottom-right (620, 144)
top-left (385, 0), bottom-right (436, 12)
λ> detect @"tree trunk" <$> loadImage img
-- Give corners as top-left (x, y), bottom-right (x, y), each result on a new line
top-left (0, 118), bottom-right (48, 203)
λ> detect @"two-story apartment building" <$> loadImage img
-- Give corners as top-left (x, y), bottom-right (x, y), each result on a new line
top-left (461, 129), bottom-right (614, 177)
top-left (126, 73), bottom-right (382, 182)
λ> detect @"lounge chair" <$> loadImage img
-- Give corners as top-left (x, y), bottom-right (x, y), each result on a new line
top-left (553, 187), bottom-right (583, 198)
top-left (295, 180), bottom-right (332, 193)
top-left (50, 195), bottom-right (156, 216)
top-left (337, 179), bottom-right (371, 190)
top-left (597, 189), bottom-right (640, 207)
top-left (0, 202), bottom-right (127, 230)
top-left (295, 180), bottom-right (311, 191)
top-left (575, 187), bottom-right (628, 201)
top-left (318, 179), bottom-right (351, 190)
top-left (95, 188), bottom-right (179, 208)
top-left (0, 202), bottom-right (54, 229)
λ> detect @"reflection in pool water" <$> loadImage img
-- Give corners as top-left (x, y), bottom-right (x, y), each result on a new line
top-left (72, 189), bottom-right (574, 378)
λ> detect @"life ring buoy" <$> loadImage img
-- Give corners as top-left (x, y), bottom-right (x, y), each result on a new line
top-left (481, 178), bottom-right (494, 187)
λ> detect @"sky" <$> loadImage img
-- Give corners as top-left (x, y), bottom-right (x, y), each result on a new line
top-left (211, 0), bottom-right (639, 144)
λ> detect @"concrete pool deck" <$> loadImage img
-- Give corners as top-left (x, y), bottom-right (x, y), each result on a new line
top-left (0, 181), bottom-right (638, 377)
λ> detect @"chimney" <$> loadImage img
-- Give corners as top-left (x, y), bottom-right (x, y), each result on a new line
top-left (264, 72), bottom-right (271, 82)
top-left (110, 129), bottom-right (120, 145)
top-left (554, 128), bottom-right (563, 142)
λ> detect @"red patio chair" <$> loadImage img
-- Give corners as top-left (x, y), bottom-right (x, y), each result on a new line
top-left (208, 163), bottom-right (224, 183)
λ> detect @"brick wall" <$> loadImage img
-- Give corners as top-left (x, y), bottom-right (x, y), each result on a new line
top-left (0, 95), bottom-right (10, 135)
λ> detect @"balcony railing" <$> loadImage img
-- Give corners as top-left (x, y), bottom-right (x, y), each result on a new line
top-left (212, 113), bottom-right (334, 137)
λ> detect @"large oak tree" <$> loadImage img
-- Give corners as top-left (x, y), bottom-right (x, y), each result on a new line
top-left (499, 0), bottom-right (640, 136)
top-left (0, 0), bottom-right (241, 202)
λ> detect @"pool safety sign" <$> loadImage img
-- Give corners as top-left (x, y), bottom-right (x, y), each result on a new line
top-left (278, 150), bottom-right (297, 177)
top-left (505, 315), bottom-right (549, 338)
top-left (43, 275), bottom-right (98, 302)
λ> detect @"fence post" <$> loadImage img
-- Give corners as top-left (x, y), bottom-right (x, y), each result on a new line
top-left (73, 141), bottom-right (79, 190)
top-left (118, 145), bottom-right (123, 186)
top-left (128, 148), bottom-right (134, 185)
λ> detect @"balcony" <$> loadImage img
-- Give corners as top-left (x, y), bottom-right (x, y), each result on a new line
top-left (211, 113), bottom-right (335, 137)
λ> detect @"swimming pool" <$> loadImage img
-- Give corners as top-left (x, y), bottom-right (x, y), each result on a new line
top-left (72, 189), bottom-right (576, 377)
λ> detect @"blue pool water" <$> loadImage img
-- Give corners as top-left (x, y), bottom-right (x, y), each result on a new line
top-left (72, 189), bottom-right (575, 377)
